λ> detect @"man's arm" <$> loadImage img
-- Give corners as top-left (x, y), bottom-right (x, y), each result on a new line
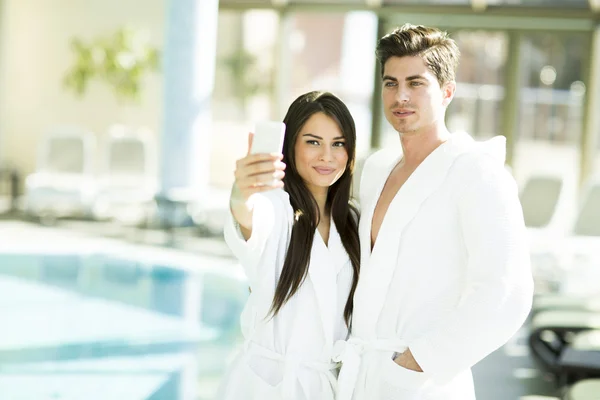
top-left (407, 156), bottom-right (534, 382)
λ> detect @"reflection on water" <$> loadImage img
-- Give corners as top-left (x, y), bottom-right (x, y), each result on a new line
top-left (0, 252), bottom-right (248, 400)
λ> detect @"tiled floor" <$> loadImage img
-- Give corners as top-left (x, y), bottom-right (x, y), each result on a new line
top-left (473, 327), bottom-right (559, 399)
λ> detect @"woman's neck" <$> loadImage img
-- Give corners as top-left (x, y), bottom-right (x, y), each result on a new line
top-left (308, 185), bottom-right (329, 223)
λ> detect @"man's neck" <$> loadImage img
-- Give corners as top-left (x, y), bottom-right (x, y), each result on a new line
top-left (398, 125), bottom-right (451, 169)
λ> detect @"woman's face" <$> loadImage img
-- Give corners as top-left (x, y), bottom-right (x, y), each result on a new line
top-left (293, 112), bottom-right (349, 196)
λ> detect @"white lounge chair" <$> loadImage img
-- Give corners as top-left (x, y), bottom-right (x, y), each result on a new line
top-left (92, 125), bottom-right (158, 227)
top-left (23, 127), bottom-right (98, 223)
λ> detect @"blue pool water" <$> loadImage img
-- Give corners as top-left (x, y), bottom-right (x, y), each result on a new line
top-left (0, 250), bottom-right (248, 400)
top-left (0, 221), bottom-right (560, 400)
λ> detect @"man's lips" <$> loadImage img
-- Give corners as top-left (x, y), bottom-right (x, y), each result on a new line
top-left (314, 167), bottom-right (336, 175)
top-left (392, 109), bottom-right (415, 117)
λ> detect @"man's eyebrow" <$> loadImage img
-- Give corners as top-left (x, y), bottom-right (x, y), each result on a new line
top-left (383, 74), bottom-right (426, 82)
top-left (303, 133), bottom-right (345, 140)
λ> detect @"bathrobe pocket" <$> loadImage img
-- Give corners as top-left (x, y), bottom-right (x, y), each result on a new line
top-left (377, 353), bottom-right (429, 399)
top-left (244, 357), bottom-right (283, 400)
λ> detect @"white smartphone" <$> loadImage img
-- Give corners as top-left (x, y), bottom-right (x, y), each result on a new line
top-left (251, 121), bottom-right (286, 155)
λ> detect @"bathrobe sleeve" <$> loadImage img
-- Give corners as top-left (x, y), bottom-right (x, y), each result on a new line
top-left (223, 188), bottom-right (292, 284)
top-left (409, 153), bottom-right (534, 383)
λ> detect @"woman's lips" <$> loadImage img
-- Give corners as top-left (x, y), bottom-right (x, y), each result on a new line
top-left (314, 167), bottom-right (335, 175)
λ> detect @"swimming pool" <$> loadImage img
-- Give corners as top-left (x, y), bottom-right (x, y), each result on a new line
top-left (0, 231), bottom-right (248, 400)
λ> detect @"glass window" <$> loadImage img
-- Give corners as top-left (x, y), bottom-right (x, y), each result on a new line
top-left (285, 11), bottom-right (377, 156)
top-left (211, 10), bottom-right (280, 189)
top-left (518, 33), bottom-right (588, 144)
top-left (449, 30), bottom-right (508, 139)
top-left (383, 0), bottom-right (469, 4)
top-left (213, 10), bottom-right (278, 123)
top-left (512, 32), bottom-right (588, 207)
top-left (219, 0), bottom-right (272, 4)
top-left (491, 0), bottom-right (589, 8)
top-left (291, 0), bottom-right (365, 3)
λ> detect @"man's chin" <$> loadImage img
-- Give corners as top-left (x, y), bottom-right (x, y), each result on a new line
top-left (394, 124), bottom-right (418, 135)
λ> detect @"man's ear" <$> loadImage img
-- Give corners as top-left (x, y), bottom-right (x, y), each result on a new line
top-left (442, 80), bottom-right (456, 107)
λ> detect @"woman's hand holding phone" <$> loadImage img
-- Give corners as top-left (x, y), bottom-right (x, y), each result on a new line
top-left (230, 132), bottom-right (286, 235)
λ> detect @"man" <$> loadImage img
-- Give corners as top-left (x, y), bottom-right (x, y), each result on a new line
top-left (333, 24), bottom-right (533, 400)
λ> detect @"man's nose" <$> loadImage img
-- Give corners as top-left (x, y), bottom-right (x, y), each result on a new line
top-left (396, 86), bottom-right (410, 103)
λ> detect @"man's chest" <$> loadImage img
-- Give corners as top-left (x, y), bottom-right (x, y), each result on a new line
top-left (370, 166), bottom-right (415, 248)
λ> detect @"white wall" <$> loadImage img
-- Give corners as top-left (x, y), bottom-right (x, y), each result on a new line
top-left (0, 0), bottom-right (165, 178)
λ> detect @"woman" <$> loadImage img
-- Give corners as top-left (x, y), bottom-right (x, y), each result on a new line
top-left (218, 91), bottom-right (360, 400)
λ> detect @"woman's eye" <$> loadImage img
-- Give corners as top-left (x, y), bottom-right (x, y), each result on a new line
top-left (306, 140), bottom-right (319, 145)
top-left (333, 142), bottom-right (346, 147)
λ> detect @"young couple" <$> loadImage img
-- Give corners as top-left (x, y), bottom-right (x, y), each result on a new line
top-left (218, 24), bottom-right (533, 400)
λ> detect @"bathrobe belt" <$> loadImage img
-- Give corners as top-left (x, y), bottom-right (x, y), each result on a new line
top-left (332, 336), bottom-right (409, 400)
top-left (243, 340), bottom-right (339, 400)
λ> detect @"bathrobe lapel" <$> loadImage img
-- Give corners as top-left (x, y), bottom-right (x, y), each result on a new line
top-left (307, 221), bottom-right (347, 353)
top-left (353, 133), bottom-right (476, 336)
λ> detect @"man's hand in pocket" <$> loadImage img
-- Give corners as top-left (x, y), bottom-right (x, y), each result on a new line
top-left (393, 348), bottom-right (423, 372)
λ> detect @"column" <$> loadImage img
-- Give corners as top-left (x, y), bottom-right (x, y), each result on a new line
top-left (502, 30), bottom-right (523, 168)
top-left (160, 0), bottom-right (219, 196)
top-left (340, 11), bottom-right (378, 158)
top-left (579, 24), bottom-right (600, 186)
top-left (274, 10), bottom-right (293, 120)
top-left (370, 17), bottom-right (386, 150)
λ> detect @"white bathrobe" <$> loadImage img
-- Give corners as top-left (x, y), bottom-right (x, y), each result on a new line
top-left (334, 132), bottom-right (534, 400)
top-left (218, 189), bottom-right (354, 400)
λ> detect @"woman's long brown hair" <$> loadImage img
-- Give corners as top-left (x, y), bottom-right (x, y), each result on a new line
top-left (269, 91), bottom-right (360, 327)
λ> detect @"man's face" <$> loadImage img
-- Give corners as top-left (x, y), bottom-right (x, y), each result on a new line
top-left (381, 55), bottom-right (455, 135)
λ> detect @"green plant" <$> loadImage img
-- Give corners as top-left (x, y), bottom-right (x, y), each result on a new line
top-left (64, 28), bottom-right (160, 103)
top-left (221, 49), bottom-right (273, 108)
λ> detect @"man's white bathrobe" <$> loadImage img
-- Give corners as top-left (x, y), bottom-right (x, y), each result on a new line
top-left (218, 189), bottom-right (354, 400)
top-left (334, 132), bottom-right (533, 400)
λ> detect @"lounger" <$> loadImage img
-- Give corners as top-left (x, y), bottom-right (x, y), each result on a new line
top-left (528, 310), bottom-right (600, 378)
top-left (557, 330), bottom-right (600, 384)
top-left (23, 127), bottom-right (98, 223)
top-left (520, 176), bottom-right (564, 229)
top-left (522, 174), bottom-right (577, 294)
top-left (532, 294), bottom-right (600, 317)
top-left (92, 125), bottom-right (158, 226)
top-left (564, 379), bottom-right (600, 400)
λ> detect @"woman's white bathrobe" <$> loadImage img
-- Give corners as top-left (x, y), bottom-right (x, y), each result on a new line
top-left (333, 132), bottom-right (534, 400)
top-left (218, 189), bottom-right (354, 400)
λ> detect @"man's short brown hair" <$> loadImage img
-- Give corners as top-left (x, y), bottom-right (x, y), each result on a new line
top-left (376, 24), bottom-right (460, 86)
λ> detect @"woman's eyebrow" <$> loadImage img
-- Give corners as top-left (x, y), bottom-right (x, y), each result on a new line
top-left (302, 133), bottom-right (345, 140)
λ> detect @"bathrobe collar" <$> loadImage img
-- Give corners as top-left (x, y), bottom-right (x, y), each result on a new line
top-left (354, 132), bottom-right (505, 336)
